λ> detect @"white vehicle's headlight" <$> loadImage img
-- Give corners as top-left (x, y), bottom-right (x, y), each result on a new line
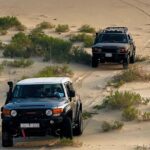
top-left (45, 109), bottom-right (52, 116)
top-left (11, 110), bottom-right (17, 117)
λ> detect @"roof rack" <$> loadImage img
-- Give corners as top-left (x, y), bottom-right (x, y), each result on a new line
top-left (103, 27), bottom-right (128, 33)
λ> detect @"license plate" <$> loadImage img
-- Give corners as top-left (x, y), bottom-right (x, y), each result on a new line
top-left (20, 123), bottom-right (40, 128)
top-left (105, 53), bottom-right (112, 57)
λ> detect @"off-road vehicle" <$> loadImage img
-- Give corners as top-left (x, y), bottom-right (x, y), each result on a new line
top-left (92, 27), bottom-right (136, 69)
top-left (1, 77), bottom-right (83, 147)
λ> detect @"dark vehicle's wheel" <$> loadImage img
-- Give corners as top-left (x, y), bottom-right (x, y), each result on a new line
top-left (74, 111), bottom-right (83, 136)
top-left (92, 56), bottom-right (98, 68)
top-left (61, 117), bottom-right (73, 139)
top-left (130, 52), bottom-right (135, 64)
top-left (2, 131), bottom-right (13, 147)
top-left (123, 55), bottom-right (129, 69)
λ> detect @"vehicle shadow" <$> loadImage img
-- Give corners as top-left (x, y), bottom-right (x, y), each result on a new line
top-left (96, 63), bottom-right (124, 71)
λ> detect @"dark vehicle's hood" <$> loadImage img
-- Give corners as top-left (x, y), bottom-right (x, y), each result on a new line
top-left (92, 43), bottom-right (129, 49)
top-left (4, 98), bottom-right (68, 110)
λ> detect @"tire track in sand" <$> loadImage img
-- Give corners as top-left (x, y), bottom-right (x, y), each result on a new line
top-left (120, 0), bottom-right (150, 18)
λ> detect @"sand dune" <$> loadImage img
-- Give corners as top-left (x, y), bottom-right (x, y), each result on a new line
top-left (0, 0), bottom-right (150, 149)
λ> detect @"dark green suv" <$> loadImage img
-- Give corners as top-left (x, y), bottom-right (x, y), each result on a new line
top-left (92, 27), bottom-right (136, 69)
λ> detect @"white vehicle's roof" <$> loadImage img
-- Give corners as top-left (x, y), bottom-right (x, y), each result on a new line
top-left (17, 77), bottom-right (72, 85)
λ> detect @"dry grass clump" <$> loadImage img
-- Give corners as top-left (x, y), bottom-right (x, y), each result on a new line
top-left (122, 107), bottom-right (140, 121)
top-left (56, 138), bottom-right (82, 147)
top-left (136, 55), bottom-right (149, 62)
top-left (82, 111), bottom-right (93, 120)
top-left (55, 24), bottom-right (69, 32)
top-left (101, 91), bottom-right (145, 109)
top-left (79, 24), bottom-right (95, 33)
top-left (94, 91), bottom-right (150, 121)
top-left (35, 65), bottom-right (73, 77)
top-left (36, 21), bottom-right (55, 30)
top-left (0, 16), bottom-right (26, 31)
top-left (2, 59), bottom-right (33, 68)
top-left (101, 120), bottom-right (124, 132)
top-left (70, 33), bottom-right (94, 47)
top-left (111, 66), bottom-right (150, 88)
top-left (0, 64), bottom-right (4, 74)
top-left (135, 145), bottom-right (150, 150)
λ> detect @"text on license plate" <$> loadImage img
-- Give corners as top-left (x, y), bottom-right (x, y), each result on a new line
top-left (20, 123), bottom-right (40, 128)
top-left (105, 53), bottom-right (112, 57)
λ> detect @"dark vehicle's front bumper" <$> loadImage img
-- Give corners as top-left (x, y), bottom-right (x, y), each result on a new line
top-left (93, 52), bottom-right (128, 63)
top-left (2, 116), bottom-right (64, 136)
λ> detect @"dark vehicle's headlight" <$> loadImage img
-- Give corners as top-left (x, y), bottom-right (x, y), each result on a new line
top-left (2, 109), bottom-right (11, 117)
top-left (45, 109), bottom-right (52, 116)
top-left (11, 110), bottom-right (17, 117)
top-left (120, 47), bottom-right (128, 53)
top-left (92, 48), bottom-right (102, 53)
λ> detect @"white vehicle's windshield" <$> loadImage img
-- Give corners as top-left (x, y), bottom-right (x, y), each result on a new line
top-left (13, 84), bottom-right (65, 98)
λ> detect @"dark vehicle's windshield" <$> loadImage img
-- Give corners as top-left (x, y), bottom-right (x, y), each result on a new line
top-left (13, 84), bottom-right (65, 98)
top-left (98, 34), bottom-right (128, 43)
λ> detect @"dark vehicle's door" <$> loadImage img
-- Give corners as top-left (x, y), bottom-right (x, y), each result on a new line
top-left (128, 34), bottom-right (135, 55)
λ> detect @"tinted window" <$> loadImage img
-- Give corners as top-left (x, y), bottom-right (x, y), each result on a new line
top-left (13, 84), bottom-right (65, 98)
top-left (98, 34), bottom-right (128, 43)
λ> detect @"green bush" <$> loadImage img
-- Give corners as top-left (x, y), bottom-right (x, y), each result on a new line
top-left (101, 120), bottom-right (124, 132)
top-left (79, 24), bottom-right (95, 33)
top-left (122, 107), bottom-right (139, 121)
top-left (136, 55), bottom-right (149, 62)
top-left (36, 21), bottom-right (55, 30)
top-left (141, 112), bottom-right (150, 121)
top-left (35, 65), bottom-right (73, 77)
top-left (3, 32), bottom-right (32, 58)
top-left (2, 59), bottom-right (33, 68)
top-left (112, 66), bottom-right (150, 88)
top-left (102, 91), bottom-right (145, 109)
top-left (0, 29), bottom-right (7, 35)
top-left (55, 24), bottom-right (69, 32)
top-left (71, 46), bottom-right (91, 65)
top-left (0, 16), bottom-right (25, 31)
top-left (70, 33), bottom-right (94, 47)
top-left (82, 111), bottom-right (92, 120)
top-left (0, 64), bottom-right (4, 74)
top-left (3, 31), bottom-right (72, 61)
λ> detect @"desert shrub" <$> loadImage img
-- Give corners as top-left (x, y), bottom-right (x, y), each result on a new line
top-left (0, 64), bottom-right (4, 74)
top-left (70, 33), bottom-right (94, 47)
top-left (35, 65), bottom-right (73, 77)
top-left (57, 138), bottom-right (82, 147)
top-left (0, 29), bottom-right (7, 35)
top-left (101, 91), bottom-right (145, 109)
top-left (122, 107), bottom-right (139, 121)
top-left (3, 32), bottom-right (32, 58)
top-left (71, 46), bottom-right (91, 65)
top-left (43, 37), bottom-right (72, 62)
top-left (135, 145), bottom-right (150, 150)
top-left (4, 31), bottom-right (72, 61)
top-left (140, 112), bottom-right (150, 121)
top-left (112, 66), bottom-right (150, 88)
top-left (136, 55), bottom-right (149, 62)
top-left (79, 24), bottom-right (95, 33)
top-left (36, 21), bottom-right (55, 30)
top-left (2, 59), bottom-right (33, 68)
top-left (0, 41), bottom-right (4, 49)
top-left (101, 120), bottom-right (123, 132)
top-left (0, 16), bottom-right (25, 31)
top-left (29, 30), bottom-right (72, 62)
top-left (55, 24), bottom-right (69, 32)
top-left (82, 111), bottom-right (92, 120)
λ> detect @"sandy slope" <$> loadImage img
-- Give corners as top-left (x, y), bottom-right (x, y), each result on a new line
top-left (0, 0), bottom-right (150, 149)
